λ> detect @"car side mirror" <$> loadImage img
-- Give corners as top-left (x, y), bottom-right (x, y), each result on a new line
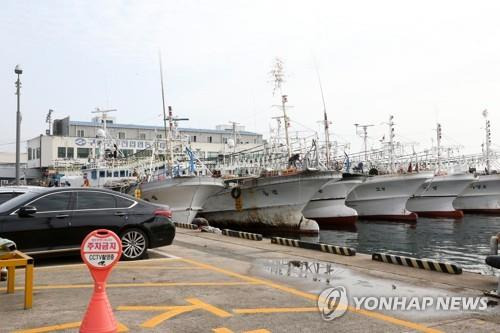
top-left (18, 206), bottom-right (37, 217)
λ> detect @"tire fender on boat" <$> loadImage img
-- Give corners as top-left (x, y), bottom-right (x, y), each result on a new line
top-left (231, 186), bottom-right (242, 199)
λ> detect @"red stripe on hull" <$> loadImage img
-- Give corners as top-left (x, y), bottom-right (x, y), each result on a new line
top-left (311, 216), bottom-right (357, 226)
top-left (413, 210), bottom-right (464, 219)
top-left (359, 212), bottom-right (418, 222)
top-left (462, 209), bottom-right (500, 215)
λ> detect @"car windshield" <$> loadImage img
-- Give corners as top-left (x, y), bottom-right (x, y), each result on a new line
top-left (0, 193), bottom-right (18, 205)
top-left (0, 190), bottom-right (46, 214)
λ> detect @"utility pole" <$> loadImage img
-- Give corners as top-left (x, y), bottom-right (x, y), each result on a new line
top-left (354, 123), bottom-right (374, 163)
top-left (14, 65), bottom-right (23, 185)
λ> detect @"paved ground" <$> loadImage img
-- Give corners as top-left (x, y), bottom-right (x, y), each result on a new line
top-left (1, 229), bottom-right (499, 332)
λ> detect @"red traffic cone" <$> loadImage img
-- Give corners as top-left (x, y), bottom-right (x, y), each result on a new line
top-left (80, 281), bottom-right (117, 333)
top-left (80, 230), bottom-right (122, 333)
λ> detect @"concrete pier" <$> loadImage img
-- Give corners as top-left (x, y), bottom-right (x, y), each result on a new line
top-left (1, 229), bottom-right (499, 332)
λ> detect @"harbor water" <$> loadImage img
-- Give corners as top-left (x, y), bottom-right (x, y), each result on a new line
top-left (313, 215), bottom-right (500, 275)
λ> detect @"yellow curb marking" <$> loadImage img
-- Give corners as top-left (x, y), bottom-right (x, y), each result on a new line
top-left (16, 281), bottom-right (260, 290)
top-left (118, 297), bottom-right (231, 328)
top-left (213, 328), bottom-right (271, 333)
top-left (234, 307), bottom-right (318, 314)
top-left (13, 321), bottom-right (128, 333)
top-left (180, 258), bottom-right (443, 333)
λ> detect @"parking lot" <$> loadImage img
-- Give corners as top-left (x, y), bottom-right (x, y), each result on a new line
top-left (1, 230), bottom-right (500, 332)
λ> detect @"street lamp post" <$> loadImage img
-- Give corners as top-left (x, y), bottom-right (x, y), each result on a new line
top-left (15, 65), bottom-right (23, 185)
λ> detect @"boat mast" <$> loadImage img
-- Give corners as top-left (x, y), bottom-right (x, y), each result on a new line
top-left (314, 63), bottom-right (331, 168)
top-left (158, 52), bottom-right (171, 167)
top-left (355, 123), bottom-right (373, 163)
top-left (436, 123), bottom-right (442, 173)
top-left (229, 121), bottom-right (239, 164)
top-left (91, 107), bottom-right (117, 161)
top-left (483, 109), bottom-right (491, 173)
top-left (281, 95), bottom-right (291, 158)
top-left (388, 115), bottom-right (395, 173)
top-left (270, 58), bottom-right (291, 158)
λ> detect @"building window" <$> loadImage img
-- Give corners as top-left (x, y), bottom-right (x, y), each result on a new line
top-left (137, 141), bottom-right (144, 148)
top-left (77, 129), bottom-right (85, 137)
top-left (118, 132), bottom-right (125, 139)
top-left (28, 148), bottom-right (32, 160)
top-left (223, 137), bottom-right (228, 144)
top-left (36, 148), bottom-right (41, 159)
top-left (67, 147), bottom-right (74, 158)
top-left (129, 141), bottom-right (136, 148)
top-left (122, 149), bottom-right (134, 157)
top-left (58, 147), bottom-right (66, 158)
top-left (77, 148), bottom-right (90, 158)
top-left (139, 133), bottom-right (146, 140)
top-left (193, 136), bottom-right (197, 142)
top-left (208, 136), bottom-right (212, 143)
top-left (156, 134), bottom-right (162, 139)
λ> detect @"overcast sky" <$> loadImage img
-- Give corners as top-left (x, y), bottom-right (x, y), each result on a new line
top-left (1, 0), bottom-right (500, 155)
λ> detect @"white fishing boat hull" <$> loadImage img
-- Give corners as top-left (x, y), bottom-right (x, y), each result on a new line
top-left (406, 174), bottom-right (475, 218)
top-left (302, 175), bottom-right (363, 226)
top-left (140, 176), bottom-right (224, 224)
top-left (346, 172), bottom-right (433, 221)
top-left (453, 174), bottom-right (500, 214)
top-left (200, 170), bottom-right (335, 234)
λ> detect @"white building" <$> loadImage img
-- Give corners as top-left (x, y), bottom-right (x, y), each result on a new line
top-left (26, 116), bottom-right (263, 170)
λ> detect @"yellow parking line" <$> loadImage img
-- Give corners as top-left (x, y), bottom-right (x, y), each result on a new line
top-left (34, 257), bottom-right (182, 270)
top-left (22, 281), bottom-right (260, 290)
top-left (118, 298), bottom-right (232, 328)
top-left (180, 258), bottom-right (443, 333)
top-left (213, 328), bottom-right (234, 333)
top-left (234, 307), bottom-right (318, 314)
top-left (213, 328), bottom-right (270, 333)
top-left (13, 321), bottom-right (129, 333)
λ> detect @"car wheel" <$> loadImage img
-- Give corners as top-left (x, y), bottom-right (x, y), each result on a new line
top-left (121, 228), bottom-right (149, 260)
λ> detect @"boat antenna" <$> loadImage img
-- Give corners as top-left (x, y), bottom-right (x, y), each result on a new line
top-left (158, 51), bottom-right (170, 165)
top-left (313, 59), bottom-right (331, 168)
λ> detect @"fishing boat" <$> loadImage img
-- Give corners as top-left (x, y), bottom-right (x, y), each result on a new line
top-left (345, 115), bottom-right (433, 221)
top-left (346, 172), bottom-right (432, 221)
top-left (453, 174), bottom-right (500, 213)
top-left (301, 69), bottom-right (361, 227)
top-left (303, 173), bottom-right (363, 226)
top-left (201, 169), bottom-right (335, 234)
top-left (407, 173), bottom-right (475, 218)
top-left (202, 60), bottom-right (334, 233)
top-left (453, 111), bottom-right (500, 214)
top-left (406, 123), bottom-right (476, 218)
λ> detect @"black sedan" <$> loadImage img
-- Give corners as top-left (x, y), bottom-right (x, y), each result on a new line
top-left (0, 187), bottom-right (175, 260)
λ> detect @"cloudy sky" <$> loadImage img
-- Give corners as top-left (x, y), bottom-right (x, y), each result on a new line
top-left (1, 0), bottom-right (500, 155)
